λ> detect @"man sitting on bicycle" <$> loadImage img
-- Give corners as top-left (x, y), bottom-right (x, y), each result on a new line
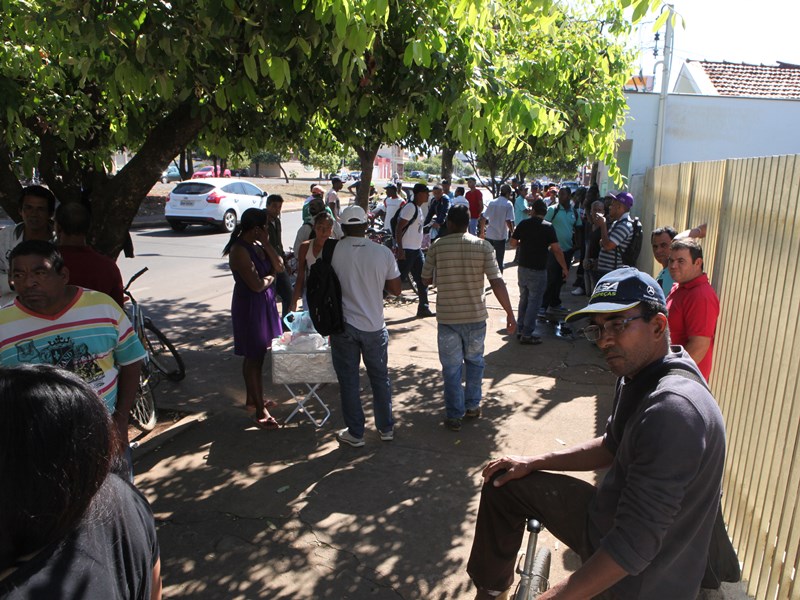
top-left (0, 241), bottom-right (145, 473)
top-left (468, 268), bottom-right (726, 599)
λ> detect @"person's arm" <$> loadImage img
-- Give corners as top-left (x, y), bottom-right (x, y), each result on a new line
top-left (229, 244), bottom-right (276, 293)
top-left (550, 242), bottom-right (570, 280)
top-left (488, 277), bottom-right (516, 334)
top-left (151, 557), bottom-right (163, 600)
top-left (597, 215), bottom-right (616, 251)
top-left (538, 549), bottom-right (628, 600)
top-left (289, 242), bottom-right (311, 311)
top-left (505, 219), bottom-right (514, 236)
top-left (482, 436), bottom-right (613, 486)
top-left (257, 228), bottom-right (285, 273)
top-left (675, 222), bottom-right (708, 240)
top-left (509, 237), bottom-right (519, 248)
top-left (385, 276), bottom-right (402, 296)
top-left (684, 335), bottom-right (713, 365)
top-left (113, 359), bottom-right (143, 442)
top-left (478, 215), bottom-right (487, 238)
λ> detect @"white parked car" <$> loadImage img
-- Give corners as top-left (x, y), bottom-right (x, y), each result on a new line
top-left (165, 178), bottom-right (267, 233)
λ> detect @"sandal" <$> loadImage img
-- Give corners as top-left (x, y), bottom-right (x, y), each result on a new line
top-left (253, 416), bottom-right (280, 430)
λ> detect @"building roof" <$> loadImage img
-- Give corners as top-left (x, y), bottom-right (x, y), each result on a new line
top-left (678, 60), bottom-right (800, 99)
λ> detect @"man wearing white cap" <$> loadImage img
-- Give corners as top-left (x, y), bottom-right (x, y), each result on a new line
top-left (467, 267), bottom-right (726, 600)
top-left (330, 205), bottom-right (402, 448)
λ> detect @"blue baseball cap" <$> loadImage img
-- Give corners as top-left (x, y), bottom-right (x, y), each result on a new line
top-left (565, 267), bottom-right (666, 322)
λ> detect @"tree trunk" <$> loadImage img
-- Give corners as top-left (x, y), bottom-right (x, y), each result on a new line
top-left (280, 163), bottom-right (289, 183)
top-left (89, 99), bottom-right (206, 257)
top-left (441, 146), bottom-right (456, 182)
top-left (355, 146), bottom-right (378, 210)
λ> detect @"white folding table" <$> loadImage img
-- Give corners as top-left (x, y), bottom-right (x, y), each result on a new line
top-left (272, 340), bottom-right (337, 428)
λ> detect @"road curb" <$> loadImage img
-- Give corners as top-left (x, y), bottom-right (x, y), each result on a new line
top-left (131, 411), bottom-right (207, 460)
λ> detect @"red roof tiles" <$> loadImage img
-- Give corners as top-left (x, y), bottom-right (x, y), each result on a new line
top-left (691, 60), bottom-right (800, 99)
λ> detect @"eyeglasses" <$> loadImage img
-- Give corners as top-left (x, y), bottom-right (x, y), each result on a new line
top-left (583, 315), bottom-right (646, 342)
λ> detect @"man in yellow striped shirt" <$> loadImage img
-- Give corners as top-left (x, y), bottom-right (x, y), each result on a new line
top-left (421, 205), bottom-right (516, 432)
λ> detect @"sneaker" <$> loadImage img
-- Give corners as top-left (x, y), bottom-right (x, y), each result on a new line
top-left (444, 418), bottom-right (462, 432)
top-left (519, 335), bottom-right (542, 345)
top-left (417, 306), bottom-right (435, 318)
top-left (379, 428), bottom-right (394, 441)
top-left (336, 428), bottom-right (365, 447)
top-left (571, 287), bottom-right (585, 296)
top-left (464, 407), bottom-right (482, 419)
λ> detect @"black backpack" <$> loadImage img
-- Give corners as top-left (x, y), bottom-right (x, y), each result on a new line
top-left (305, 239), bottom-right (344, 336)
top-left (614, 216), bottom-right (643, 267)
top-left (389, 201), bottom-right (418, 235)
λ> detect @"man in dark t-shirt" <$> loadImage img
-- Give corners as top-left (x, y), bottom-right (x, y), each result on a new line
top-left (510, 199), bottom-right (569, 344)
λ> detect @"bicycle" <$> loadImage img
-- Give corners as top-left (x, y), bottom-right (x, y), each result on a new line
top-left (514, 519), bottom-right (551, 599)
top-left (124, 267), bottom-right (186, 431)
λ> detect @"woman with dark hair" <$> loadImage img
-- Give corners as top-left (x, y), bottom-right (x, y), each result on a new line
top-left (222, 208), bottom-right (283, 428)
top-left (0, 364), bottom-right (161, 599)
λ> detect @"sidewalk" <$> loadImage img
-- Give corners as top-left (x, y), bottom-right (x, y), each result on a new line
top-left (133, 259), bottom-right (750, 599)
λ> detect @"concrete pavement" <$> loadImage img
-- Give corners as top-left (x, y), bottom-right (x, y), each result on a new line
top-left (131, 244), bottom-right (749, 599)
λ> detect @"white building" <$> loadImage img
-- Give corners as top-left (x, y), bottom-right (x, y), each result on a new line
top-left (599, 60), bottom-right (800, 200)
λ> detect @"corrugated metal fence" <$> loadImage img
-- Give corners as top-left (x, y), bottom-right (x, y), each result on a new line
top-left (637, 155), bottom-right (800, 599)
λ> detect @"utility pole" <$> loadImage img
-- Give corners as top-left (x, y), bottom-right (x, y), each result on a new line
top-left (653, 4), bottom-right (674, 167)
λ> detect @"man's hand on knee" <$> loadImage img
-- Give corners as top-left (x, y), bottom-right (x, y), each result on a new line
top-left (482, 455), bottom-right (535, 486)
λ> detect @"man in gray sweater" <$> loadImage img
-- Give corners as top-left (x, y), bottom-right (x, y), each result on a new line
top-left (467, 267), bottom-right (726, 599)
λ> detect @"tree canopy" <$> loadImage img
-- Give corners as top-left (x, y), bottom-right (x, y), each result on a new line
top-left (0, 0), bottom-right (661, 254)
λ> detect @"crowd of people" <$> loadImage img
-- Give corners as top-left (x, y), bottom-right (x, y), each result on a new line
top-left (0, 175), bottom-right (725, 598)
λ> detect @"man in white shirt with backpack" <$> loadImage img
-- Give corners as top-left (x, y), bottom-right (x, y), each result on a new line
top-left (395, 183), bottom-right (434, 318)
top-left (330, 206), bottom-right (401, 448)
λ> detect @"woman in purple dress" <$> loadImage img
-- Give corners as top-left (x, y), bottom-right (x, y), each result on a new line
top-left (222, 208), bottom-right (284, 429)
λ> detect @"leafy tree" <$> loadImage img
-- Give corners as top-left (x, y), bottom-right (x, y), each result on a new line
top-left (0, 0), bottom-right (660, 253)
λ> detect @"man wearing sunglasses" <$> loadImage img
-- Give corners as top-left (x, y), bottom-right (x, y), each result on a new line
top-left (467, 267), bottom-right (726, 600)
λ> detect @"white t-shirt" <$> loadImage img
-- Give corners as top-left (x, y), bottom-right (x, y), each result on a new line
top-left (451, 195), bottom-right (469, 210)
top-left (331, 237), bottom-right (400, 332)
top-left (384, 196), bottom-right (404, 231)
top-left (481, 196), bottom-right (515, 241)
top-left (397, 202), bottom-right (424, 250)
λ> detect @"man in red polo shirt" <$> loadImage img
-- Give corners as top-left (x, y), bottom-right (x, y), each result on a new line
top-left (666, 238), bottom-right (720, 381)
top-left (465, 177), bottom-right (484, 235)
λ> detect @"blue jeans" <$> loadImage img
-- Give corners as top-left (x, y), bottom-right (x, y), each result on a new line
top-left (330, 324), bottom-right (394, 437)
top-left (438, 322), bottom-right (486, 419)
top-left (517, 267), bottom-right (547, 337)
top-left (487, 239), bottom-right (507, 272)
top-left (469, 218), bottom-right (479, 235)
top-left (398, 248), bottom-right (429, 308)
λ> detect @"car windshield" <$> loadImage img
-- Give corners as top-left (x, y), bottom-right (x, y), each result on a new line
top-left (173, 182), bottom-right (215, 195)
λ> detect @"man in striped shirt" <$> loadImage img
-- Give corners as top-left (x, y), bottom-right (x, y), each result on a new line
top-left (595, 192), bottom-right (635, 277)
top-left (421, 206), bottom-right (516, 432)
top-left (0, 241), bottom-right (145, 446)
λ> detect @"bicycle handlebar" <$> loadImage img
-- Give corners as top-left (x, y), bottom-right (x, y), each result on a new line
top-left (123, 267), bottom-right (149, 293)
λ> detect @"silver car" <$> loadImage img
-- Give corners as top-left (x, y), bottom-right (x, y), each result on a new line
top-left (165, 178), bottom-right (267, 233)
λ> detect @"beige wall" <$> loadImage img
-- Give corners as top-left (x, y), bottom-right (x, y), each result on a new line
top-left (640, 155), bottom-right (800, 599)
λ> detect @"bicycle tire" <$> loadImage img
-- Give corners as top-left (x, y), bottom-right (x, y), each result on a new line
top-left (130, 366), bottom-right (157, 432)
top-left (530, 547), bottom-right (551, 596)
top-left (143, 318), bottom-right (186, 381)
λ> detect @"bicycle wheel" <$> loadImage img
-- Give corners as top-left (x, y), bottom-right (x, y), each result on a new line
top-left (143, 317), bottom-right (186, 381)
top-left (530, 547), bottom-right (551, 596)
top-left (130, 366), bottom-right (157, 432)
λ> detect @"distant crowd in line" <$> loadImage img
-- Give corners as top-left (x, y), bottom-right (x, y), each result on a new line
top-left (0, 175), bottom-right (722, 598)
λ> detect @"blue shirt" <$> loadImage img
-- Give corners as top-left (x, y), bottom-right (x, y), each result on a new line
top-left (544, 202), bottom-right (578, 251)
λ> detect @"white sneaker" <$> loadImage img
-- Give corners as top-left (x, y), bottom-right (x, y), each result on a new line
top-left (570, 287), bottom-right (585, 296)
top-left (336, 428), bottom-right (365, 447)
top-left (379, 428), bottom-right (394, 441)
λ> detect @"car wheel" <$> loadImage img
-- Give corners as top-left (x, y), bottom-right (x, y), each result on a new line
top-left (161, 176), bottom-right (168, 184)
top-left (221, 210), bottom-right (237, 233)
top-left (168, 220), bottom-right (188, 232)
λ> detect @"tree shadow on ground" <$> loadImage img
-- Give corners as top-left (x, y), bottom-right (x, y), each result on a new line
top-left (135, 359), bottom-right (500, 599)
